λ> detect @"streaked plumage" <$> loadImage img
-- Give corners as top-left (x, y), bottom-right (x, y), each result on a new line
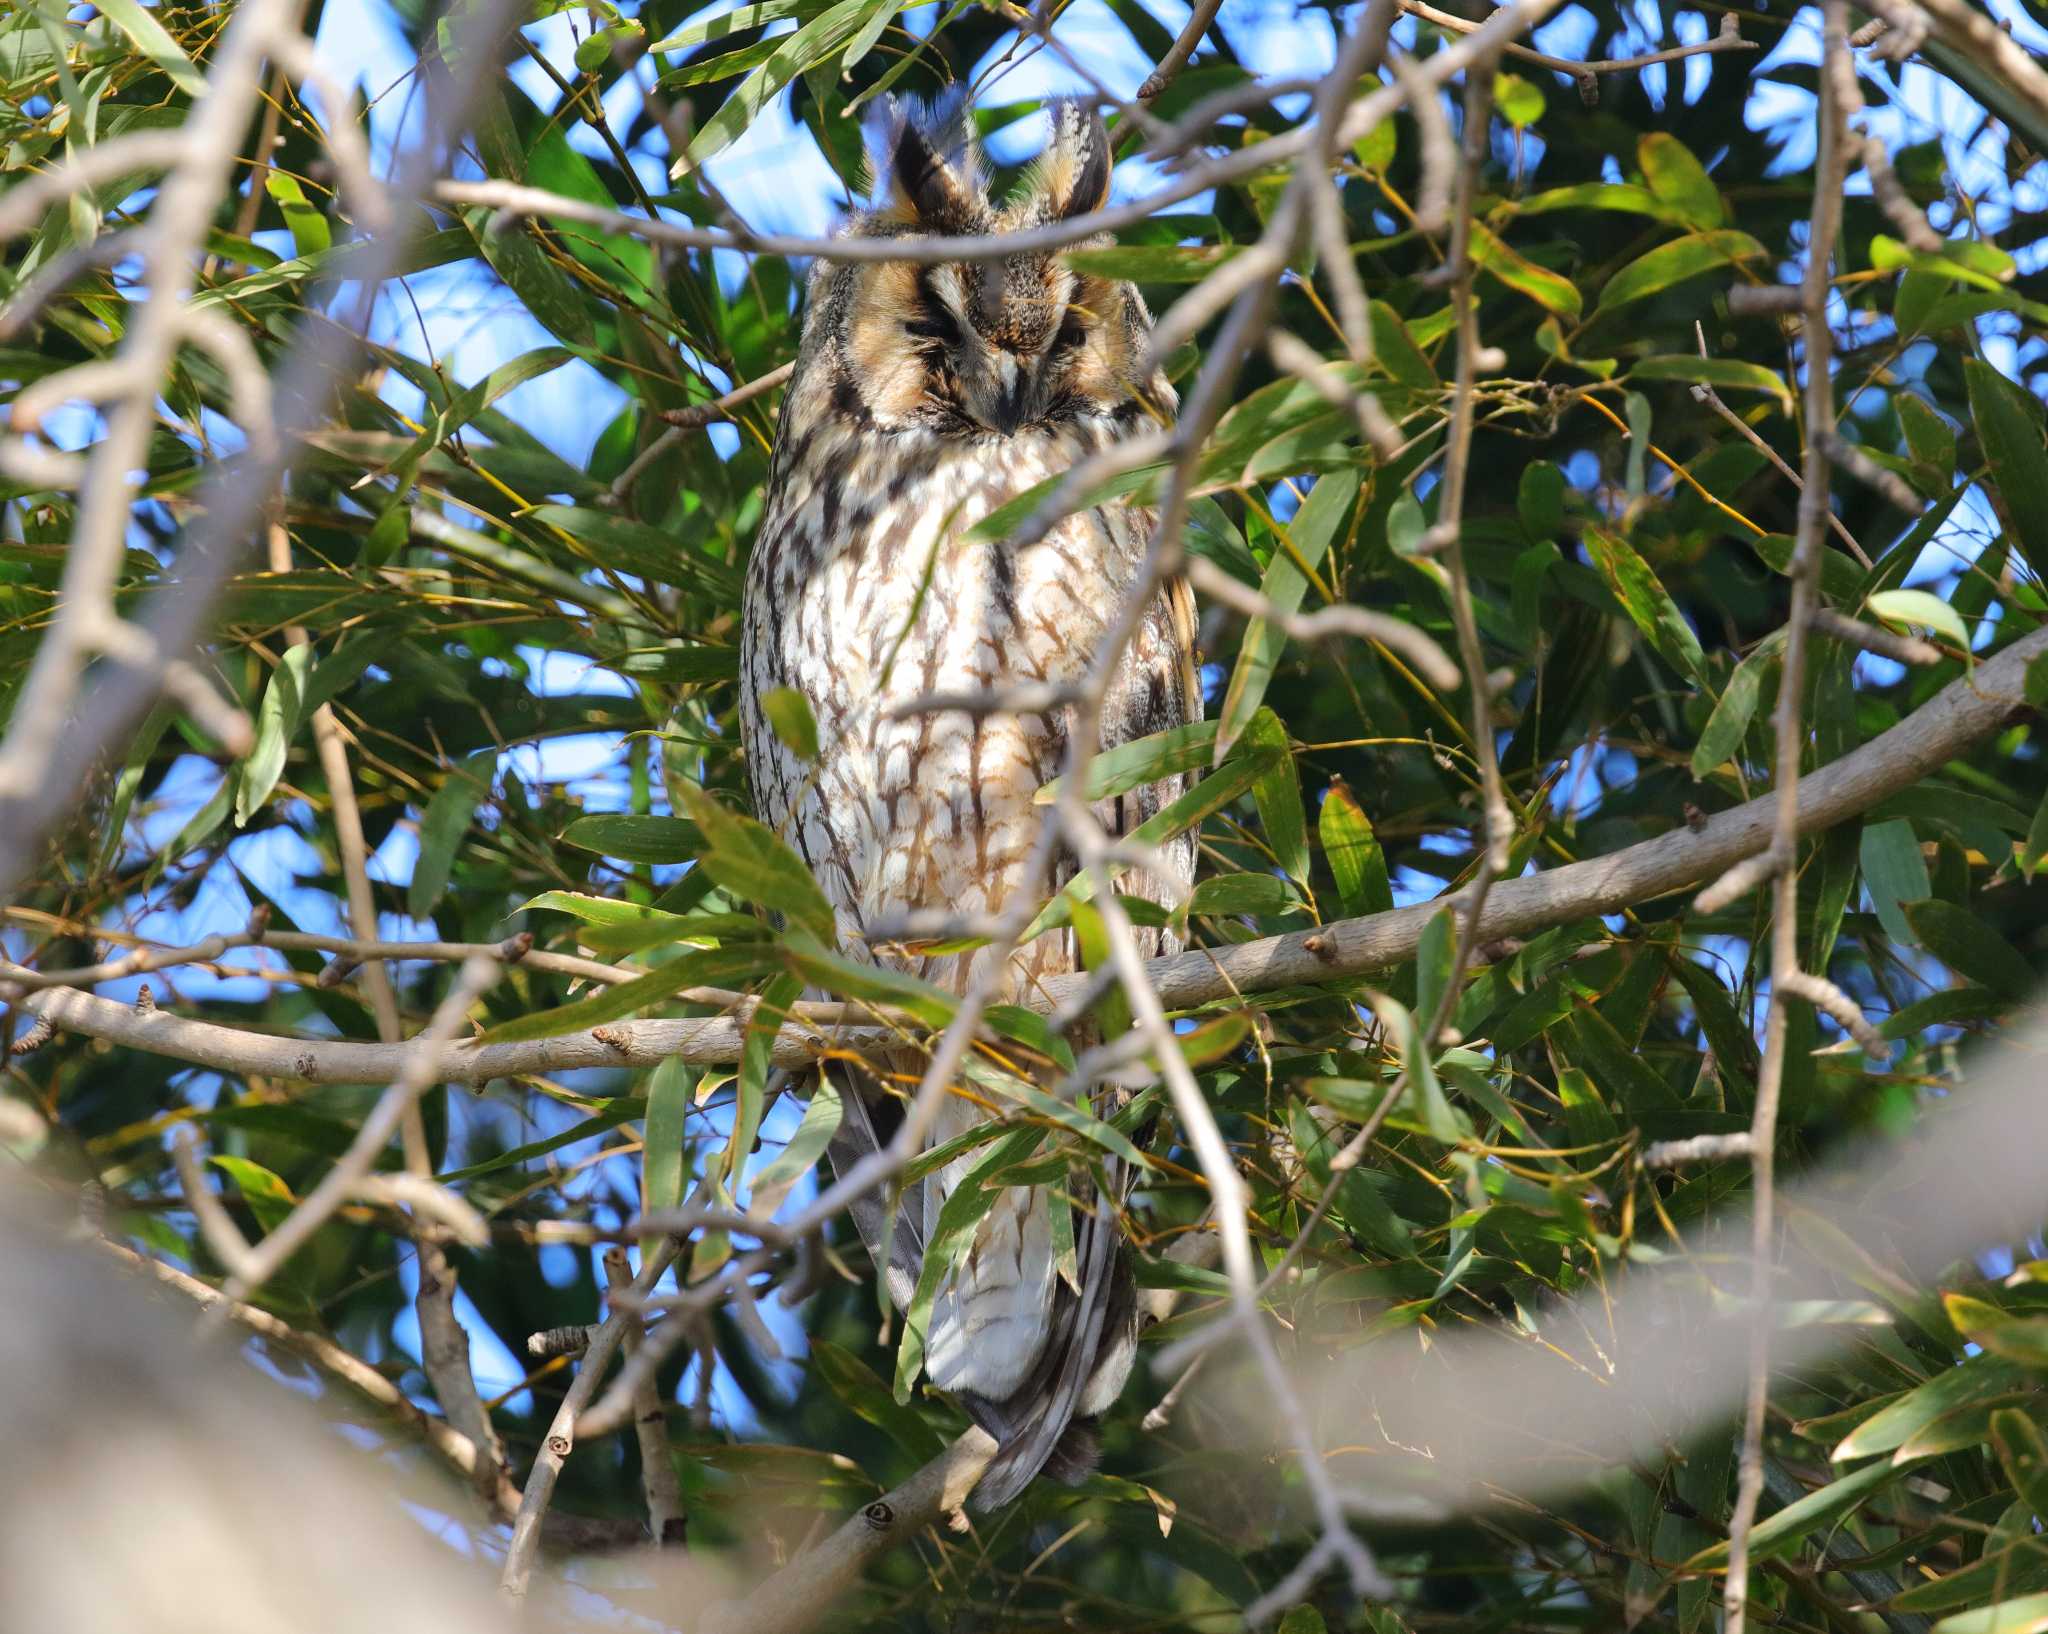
top-left (738, 97), bottom-right (1200, 1505)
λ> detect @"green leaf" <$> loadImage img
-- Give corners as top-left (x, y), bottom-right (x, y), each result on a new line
top-left (1880, 985), bottom-right (2003, 1040)
top-left (1064, 243), bottom-right (1244, 284)
top-left (1629, 355), bottom-right (1790, 410)
top-left (1859, 819), bottom-right (1929, 946)
top-left (479, 945), bottom-right (779, 1043)
top-left (1903, 900), bottom-right (2036, 1002)
top-left (93, 0), bottom-right (208, 95)
top-left (759, 686), bottom-right (818, 760)
top-left (264, 171), bottom-right (331, 258)
top-left (1320, 779), bottom-right (1392, 919)
top-left (1637, 132), bottom-right (1724, 230)
top-left (574, 22), bottom-right (643, 69)
top-left (960, 1058), bottom-right (1148, 1167)
top-left (1595, 230), bottom-right (1765, 314)
top-left (208, 1154), bottom-right (298, 1235)
top-left (1242, 707), bottom-right (1309, 886)
top-left (2024, 787), bottom-right (2048, 881)
top-left (811, 1335), bottom-right (946, 1462)
top-left (781, 931), bottom-right (954, 1028)
top-left (1686, 1457), bottom-right (1901, 1569)
top-left (1966, 360), bottom-right (2048, 585)
top-left (650, 0), bottom-right (823, 51)
top-left (894, 1126), bottom-right (1045, 1401)
top-left (435, 1100), bottom-right (643, 1183)
top-left (1625, 391), bottom-right (1652, 498)
top-left (1367, 301), bottom-right (1438, 392)
top-left (560, 814), bottom-right (703, 865)
top-left (1691, 642), bottom-right (1769, 778)
top-left (1353, 116), bottom-right (1395, 171)
top-left (1931, 1594), bottom-right (2048, 1634)
top-left (1892, 1528), bottom-right (2048, 1614)
top-left (1039, 720), bottom-right (1220, 806)
top-left (386, 347), bottom-right (577, 494)
top-left (683, 0), bottom-right (888, 170)
top-left (1992, 1407), bottom-right (2048, 1517)
top-left (1584, 526), bottom-right (1708, 687)
top-left (1946, 1293), bottom-right (2048, 1368)
top-left (1188, 873), bottom-right (1298, 918)
top-left (1865, 588), bottom-right (1968, 650)
top-left (462, 210), bottom-right (595, 349)
top-left (1834, 1353), bottom-right (2032, 1460)
top-left (726, 970), bottom-right (801, 1183)
top-left (1897, 392), bottom-right (1957, 486)
top-left (408, 749), bottom-right (497, 918)
top-left (748, 1078), bottom-right (843, 1218)
top-left (1560, 1003), bottom-right (1682, 1112)
top-left (1215, 468), bottom-right (1359, 761)
top-left (301, 630), bottom-right (403, 716)
top-left (1493, 72), bottom-right (1545, 130)
top-left (1370, 993), bottom-right (1463, 1143)
top-left (1414, 905), bottom-right (1458, 1032)
top-left (519, 890), bottom-right (697, 939)
top-left (1508, 181), bottom-right (1690, 225)
top-left (524, 505), bottom-right (741, 598)
top-left (676, 783), bottom-right (836, 941)
top-left (1468, 222), bottom-right (1581, 318)
top-left (1518, 461), bottom-right (1565, 539)
top-left (236, 643), bottom-right (312, 824)
top-left (641, 1055), bottom-right (693, 1249)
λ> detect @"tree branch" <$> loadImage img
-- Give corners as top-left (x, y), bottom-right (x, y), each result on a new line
top-left (11, 622), bottom-right (2042, 1081)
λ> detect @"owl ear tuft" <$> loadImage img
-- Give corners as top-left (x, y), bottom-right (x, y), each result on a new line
top-left (1044, 102), bottom-right (1112, 221)
top-left (878, 96), bottom-right (981, 229)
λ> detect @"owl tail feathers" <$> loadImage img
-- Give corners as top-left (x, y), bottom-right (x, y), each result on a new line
top-left (956, 1396), bottom-right (1102, 1510)
top-left (952, 1203), bottom-right (1138, 1511)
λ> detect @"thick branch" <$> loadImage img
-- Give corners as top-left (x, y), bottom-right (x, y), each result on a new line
top-left (12, 626), bottom-right (2043, 1079)
top-left (698, 1431), bottom-right (997, 1634)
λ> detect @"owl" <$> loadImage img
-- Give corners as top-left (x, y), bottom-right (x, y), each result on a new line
top-left (738, 97), bottom-right (1201, 1507)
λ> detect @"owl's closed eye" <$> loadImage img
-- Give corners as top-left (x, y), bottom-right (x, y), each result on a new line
top-left (808, 96), bottom-right (1174, 439)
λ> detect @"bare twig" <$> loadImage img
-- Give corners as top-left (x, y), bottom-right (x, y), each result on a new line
top-left (656, 360), bottom-right (795, 432)
top-left (1394, 2), bottom-right (1753, 92)
top-left (1184, 555), bottom-right (1460, 690)
top-left (1811, 607), bottom-right (1940, 666)
top-left (211, 956), bottom-right (501, 1306)
top-left (604, 1245), bottom-right (687, 1547)
top-left (1415, 63), bottom-right (1514, 1056)
top-left (1138, 0), bottom-right (1229, 101)
top-left (500, 1240), bottom-right (682, 1598)
top-left (1688, 324), bottom-right (1870, 567)
top-left (1718, 7), bottom-right (1853, 1625)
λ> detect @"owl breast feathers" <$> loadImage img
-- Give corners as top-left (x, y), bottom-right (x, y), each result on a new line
top-left (737, 97), bottom-right (1201, 1507)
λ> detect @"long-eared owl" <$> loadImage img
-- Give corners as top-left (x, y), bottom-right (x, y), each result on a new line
top-left (737, 97), bottom-right (1200, 1506)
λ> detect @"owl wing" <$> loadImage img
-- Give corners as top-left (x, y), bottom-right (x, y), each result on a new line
top-left (964, 568), bottom-right (1202, 1509)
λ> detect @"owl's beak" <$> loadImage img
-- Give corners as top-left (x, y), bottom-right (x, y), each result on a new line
top-left (990, 351), bottom-right (1028, 434)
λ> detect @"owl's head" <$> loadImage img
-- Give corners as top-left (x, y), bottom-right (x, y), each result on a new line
top-left (795, 97), bottom-right (1171, 439)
